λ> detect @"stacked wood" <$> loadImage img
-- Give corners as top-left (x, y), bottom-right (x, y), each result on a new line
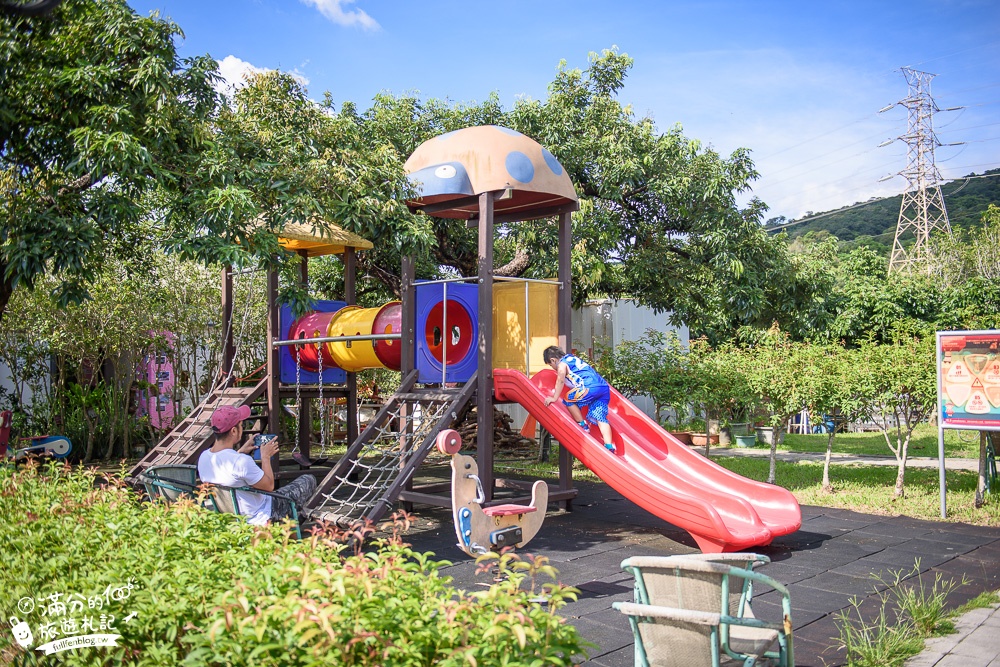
top-left (454, 406), bottom-right (536, 453)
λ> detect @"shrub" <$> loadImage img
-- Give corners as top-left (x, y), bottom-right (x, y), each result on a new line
top-left (0, 461), bottom-right (587, 666)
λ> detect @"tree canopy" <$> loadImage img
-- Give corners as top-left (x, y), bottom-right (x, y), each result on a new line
top-left (0, 0), bottom-right (218, 315)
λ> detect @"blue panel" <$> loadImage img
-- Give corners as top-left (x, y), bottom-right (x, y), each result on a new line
top-left (494, 126), bottom-right (525, 137)
top-left (415, 281), bottom-right (479, 384)
top-left (279, 301), bottom-right (347, 385)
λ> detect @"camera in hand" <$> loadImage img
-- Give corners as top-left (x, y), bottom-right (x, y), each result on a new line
top-left (252, 433), bottom-right (276, 461)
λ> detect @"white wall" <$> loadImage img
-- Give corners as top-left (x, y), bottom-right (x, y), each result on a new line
top-left (498, 299), bottom-right (688, 431)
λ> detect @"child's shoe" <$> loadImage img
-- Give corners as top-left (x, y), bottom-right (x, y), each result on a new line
top-left (578, 420), bottom-right (589, 431)
top-left (604, 442), bottom-right (616, 453)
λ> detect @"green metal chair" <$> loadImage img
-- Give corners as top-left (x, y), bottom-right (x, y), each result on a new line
top-left (139, 464), bottom-right (199, 502)
top-left (205, 484), bottom-right (304, 539)
top-left (614, 556), bottom-right (793, 667)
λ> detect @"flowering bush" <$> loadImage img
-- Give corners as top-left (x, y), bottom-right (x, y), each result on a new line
top-left (0, 461), bottom-right (587, 666)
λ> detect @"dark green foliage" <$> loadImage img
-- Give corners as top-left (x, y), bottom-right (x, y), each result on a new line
top-left (776, 168), bottom-right (1000, 245)
top-left (0, 462), bottom-right (587, 666)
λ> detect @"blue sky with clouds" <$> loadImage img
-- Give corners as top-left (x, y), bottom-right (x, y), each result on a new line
top-left (130, 0), bottom-right (1000, 222)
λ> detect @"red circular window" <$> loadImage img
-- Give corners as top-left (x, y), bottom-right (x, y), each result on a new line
top-left (423, 300), bottom-right (474, 365)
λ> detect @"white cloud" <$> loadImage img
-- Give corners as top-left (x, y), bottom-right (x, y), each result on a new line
top-left (300, 0), bottom-right (380, 30)
top-left (215, 55), bottom-right (311, 96)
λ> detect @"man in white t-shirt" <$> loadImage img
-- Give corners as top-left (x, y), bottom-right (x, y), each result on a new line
top-left (197, 405), bottom-right (316, 526)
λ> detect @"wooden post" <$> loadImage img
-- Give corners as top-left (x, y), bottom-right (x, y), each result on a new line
top-left (296, 251), bottom-right (311, 462)
top-left (344, 247), bottom-right (359, 446)
top-left (400, 256), bottom-right (415, 375)
top-left (557, 209), bottom-right (574, 509)
top-left (477, 192), bottom-right (495, 502)
top-left (400, 254), bottom-right (416, 508)
top-left (266, 264), bottom-right (281, 483)
top-left (221, 266), bottom-right (235, 385)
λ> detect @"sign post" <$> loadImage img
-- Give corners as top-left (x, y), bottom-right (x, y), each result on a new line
top-left (935, 330), bottom-right (1000, 517)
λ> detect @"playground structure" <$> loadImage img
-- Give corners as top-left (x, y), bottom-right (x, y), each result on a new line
top-left (127, 125), bottom-right (802, 553)
top-left (0, 410), bottom-right (73, 461)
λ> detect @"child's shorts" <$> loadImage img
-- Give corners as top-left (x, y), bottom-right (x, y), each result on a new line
top-left (563, 384), bottom-right (611, 424)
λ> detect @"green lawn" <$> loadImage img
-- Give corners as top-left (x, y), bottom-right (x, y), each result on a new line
top-left (495, 444), bottom-right (1000, 526)
top-left (715, 457), bottom-right (1000, 526)
top-left (775, 423), bottom-right (982, 459)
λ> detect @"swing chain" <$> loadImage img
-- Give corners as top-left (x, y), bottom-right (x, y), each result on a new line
top-left (317, 342), bottom-right (326, 456)
top-left (292, 344), bottom-right (302, 454)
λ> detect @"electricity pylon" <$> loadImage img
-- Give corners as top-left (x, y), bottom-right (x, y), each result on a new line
top-left (884, 67), bottom-right (953, 274)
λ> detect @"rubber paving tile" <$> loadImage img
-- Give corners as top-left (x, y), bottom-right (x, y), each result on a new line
top-left (393, 478), bottom-right (1000, 667)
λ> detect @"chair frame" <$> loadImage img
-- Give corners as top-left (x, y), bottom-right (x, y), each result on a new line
top-left (615, 556), bottom-right (793, 667)
top-left (204, 484), bottom-right (303, 539)
top-left (139, 464), bottom-right (199, 502)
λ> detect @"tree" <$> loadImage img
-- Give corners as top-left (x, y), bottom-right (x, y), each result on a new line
top-left (0, 0), bottom-right (219, 319)
top-left (339, 49), bottom-right (789, 336)
top-left (856, 337), bottom-right (937, 499)
top-left (798, 343), bottom-right (870, 492)
top-left (739, 327), bottom-right (804, 484)
top-left (593, 329), bottom-right (689, 424)
top-left (1, 2), bottom-right (433, 322)
top-left (688, 339), bottom-right (746, 456)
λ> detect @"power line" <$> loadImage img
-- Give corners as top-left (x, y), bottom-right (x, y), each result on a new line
top-left (766, 171), bottom-right (1000, 233)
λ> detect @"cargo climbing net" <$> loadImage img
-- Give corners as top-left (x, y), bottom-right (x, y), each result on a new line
top-left (310, 395), bottom-right (453, 525)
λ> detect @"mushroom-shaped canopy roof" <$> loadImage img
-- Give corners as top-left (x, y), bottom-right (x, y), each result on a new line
top-left (404, 125), bottom-right (577, 220)
top-left (273, 219), bottom-right (374, 258)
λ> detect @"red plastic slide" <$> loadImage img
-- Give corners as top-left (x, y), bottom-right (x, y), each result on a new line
top-left (493, 368), bottom-right (802, 553)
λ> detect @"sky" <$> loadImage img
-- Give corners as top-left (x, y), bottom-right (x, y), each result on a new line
top-left (129, 0), bottom-right (1000, 223)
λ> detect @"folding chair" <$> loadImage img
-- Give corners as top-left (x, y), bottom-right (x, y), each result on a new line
top-left (139, 464), bottom-right (199, 502)
top-left (205, 484), bottom-right (303, 539)
top-left (615, 557), bottom-right (793, 667)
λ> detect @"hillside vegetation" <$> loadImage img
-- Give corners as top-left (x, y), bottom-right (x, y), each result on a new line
top-left (768, 168), bottom-right (1000, 251)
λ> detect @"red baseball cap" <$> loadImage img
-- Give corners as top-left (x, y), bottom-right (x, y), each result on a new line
top-left (211, 405), bottom-right (251, 433)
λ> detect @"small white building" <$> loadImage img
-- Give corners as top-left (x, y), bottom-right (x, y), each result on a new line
top-left (497, 299), bottom-right (689, 431)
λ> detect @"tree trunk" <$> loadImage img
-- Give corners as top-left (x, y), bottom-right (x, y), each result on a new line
top-left (822, 429), bottom-right (835, 492)
top-left (767, 426), bottom-right (781, 484)
top-left (0, 267), bottom-right (13, 325)
top-left (893, 432), bottom-right (909, 498)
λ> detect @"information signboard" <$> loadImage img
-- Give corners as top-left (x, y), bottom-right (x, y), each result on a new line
top-left (938, 331), bottom-right (1000, 429)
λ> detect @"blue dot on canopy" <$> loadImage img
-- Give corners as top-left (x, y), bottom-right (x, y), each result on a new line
top-left (505, 151), bottom-right (535, 183)
top-left (494, 126), bottom-right (524, 137)
top-left (542, 148), bottom-right (563, 176)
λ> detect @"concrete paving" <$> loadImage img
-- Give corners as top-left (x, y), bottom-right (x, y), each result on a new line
top-left (706, 444), bottom-right (981, 471)
top-left (906, 603), bottom-right (1000, 667)
top-left (401, 474), bottom-right (1000, 667)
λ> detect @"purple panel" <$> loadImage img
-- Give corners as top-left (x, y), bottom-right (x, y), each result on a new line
top-left (415, 282), bottom-right (479, 384)
top-left (280, 301), bottom-right (347, 385)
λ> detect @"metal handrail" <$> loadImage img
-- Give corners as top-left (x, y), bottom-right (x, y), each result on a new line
top-left (271, 333), bottom-right (401, 348)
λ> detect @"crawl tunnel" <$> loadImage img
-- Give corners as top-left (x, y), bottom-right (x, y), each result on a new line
top-left (280, 301), bottom-right (402, 379)
top-left (280, 284), bottom-right (480, 383)
top-left (280, 301), bottom-right (347, 384)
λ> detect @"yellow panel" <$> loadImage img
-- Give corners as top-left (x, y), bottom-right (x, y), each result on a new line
top-left (492, 281), bottom-right (559, 374)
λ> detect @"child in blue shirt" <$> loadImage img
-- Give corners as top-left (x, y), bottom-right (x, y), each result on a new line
top-left (542, 346), bottom-right (616, 453)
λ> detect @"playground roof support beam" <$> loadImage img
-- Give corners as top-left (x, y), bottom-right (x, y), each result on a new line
top-left (557, 209), bottom-right (575, 509)
top-left (266, 263), bottom-right (281, 476)
top-left (466, 201), bottom-right (580, 227)
top-left (344, 247), bottom-right (359, 447)
top-left (478, 190), bottom-right (496, 503)
top-left (409, 195), bottom-right (481, 217)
